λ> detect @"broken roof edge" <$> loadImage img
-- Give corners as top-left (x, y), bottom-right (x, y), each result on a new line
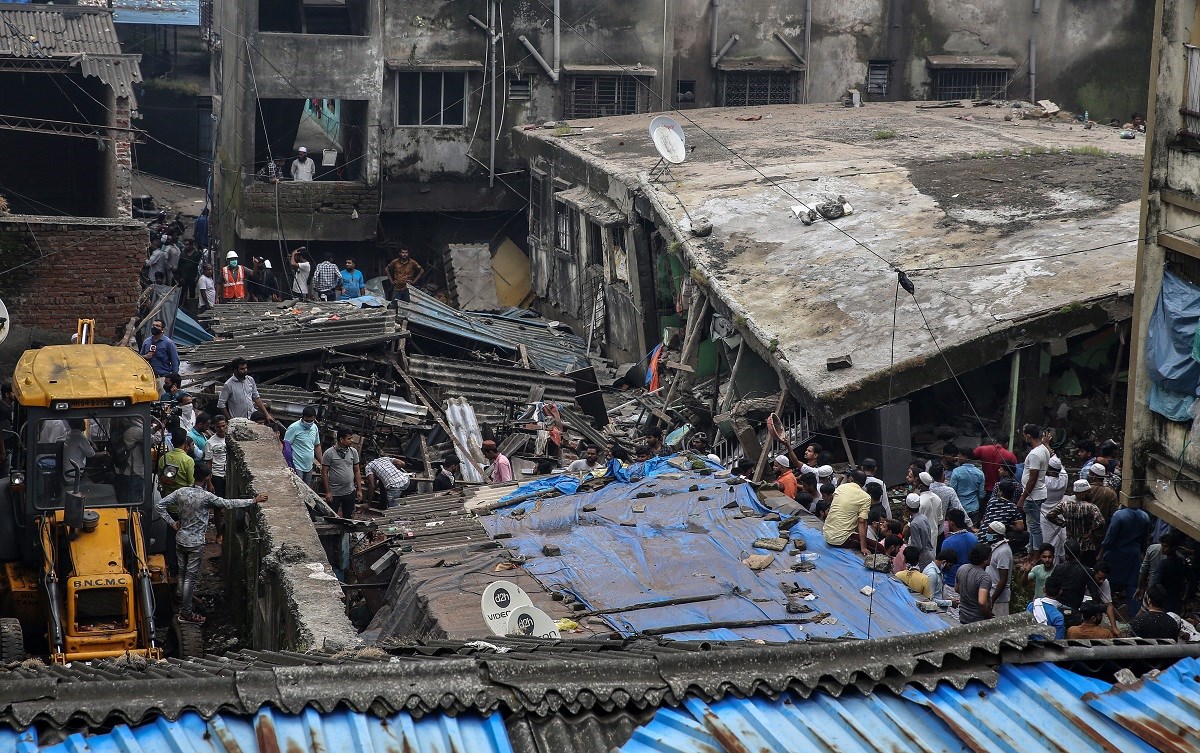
top-left (632, 173), bottom-right (1134, 424)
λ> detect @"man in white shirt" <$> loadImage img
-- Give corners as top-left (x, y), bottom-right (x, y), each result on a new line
top-left (1017, 423), bottom-right (1051, 553)
top-left (198, 263), bottom-right (216, 311)
top-left (290, 247), bottom-right (312, 300)
top-left (290, 147), bottom-right (316, 181)
top-left (567, 445), bottom-right (603, 474)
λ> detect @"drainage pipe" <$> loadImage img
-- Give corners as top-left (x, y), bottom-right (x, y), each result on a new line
top-left (803, 0), bottom-right (812, 102)
top-left (519, 35), bottom-right (558, 82)
top-left (1029, 37), bottom-right (1037, 104)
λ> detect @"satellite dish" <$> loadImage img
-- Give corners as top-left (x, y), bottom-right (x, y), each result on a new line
top-left (481, 580), bottom-right (534, 636)
top-left (649, 115), bottom-right (687, 164)
top-left (506, 604), bottom-right (561, 639)
top-left (0, 298), bottom-right (8, 346)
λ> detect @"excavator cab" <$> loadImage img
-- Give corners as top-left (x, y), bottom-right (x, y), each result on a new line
top-left (0, 341), bottom-right (183, 663)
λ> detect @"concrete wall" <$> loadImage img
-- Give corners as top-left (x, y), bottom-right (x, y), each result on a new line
top-left (223, 420), bottom-right (360, 651)
top-left (0, 216), bottom-right (144, 368)
top-left (1123, 0), bottom-right (1200, 539)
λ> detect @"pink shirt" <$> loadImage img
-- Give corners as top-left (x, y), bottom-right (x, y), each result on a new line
top-left (490, 453), bottom-right (513, 483)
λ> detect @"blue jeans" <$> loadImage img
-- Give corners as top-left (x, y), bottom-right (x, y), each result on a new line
top-left (386, 487), bottom-right (405, 508)
top-left (1024, 497), bottom-right (1044, 551)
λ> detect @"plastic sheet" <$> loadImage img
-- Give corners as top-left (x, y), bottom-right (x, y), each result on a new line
top-left (1149, 269), bottom-right (1200, 394)
top-left (482, 458), bottom-right (950, 641)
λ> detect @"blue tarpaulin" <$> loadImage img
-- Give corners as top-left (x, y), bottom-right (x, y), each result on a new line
top-left (482, 456), bottom-right (951, 642)
top-left (1147, 268), bottom-right (1200, 395)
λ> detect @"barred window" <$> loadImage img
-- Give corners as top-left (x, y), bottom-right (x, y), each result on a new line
top-left (722, 71), bottom-right (795, 107)
top-left (867, 60), bottom-right (891, 96)
top-left (395, 72), bottom-right (467, 126)
top-left (567, 75), bottom-right (644, 118)
top-left (930, 69), bottom-right (1010, 101)
top-left (529, 171), bottom-right (546, 242)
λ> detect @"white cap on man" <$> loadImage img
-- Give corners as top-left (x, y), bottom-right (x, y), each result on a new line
top-left (774, 455), bottom-right (790, 468)
top-left (298, 146), bottom-right (308, 154)
top-left (905, 493), bottom-right (921, 509)
top-left (1072, 479), bottom-right (1091, 493)
top-left (264, 259), bottom-right (272, 269)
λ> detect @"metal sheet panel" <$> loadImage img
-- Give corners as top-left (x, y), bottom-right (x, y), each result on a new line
top-left (623, 662), bottom-right (1165, 753)
top-left (0, 7), bottom-right (124, 58)
top-left (36, 708), bottom-right (514, 753)
top-left (902, 663), bottom-right (1158, 753)
top-left (1085, 655), bottom-right (1200, 753)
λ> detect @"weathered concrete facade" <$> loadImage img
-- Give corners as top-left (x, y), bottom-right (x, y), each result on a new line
top-left (1123, 0), bottom-right (1200, 539)
top-left (210, 0), bottom-right (1153, 259)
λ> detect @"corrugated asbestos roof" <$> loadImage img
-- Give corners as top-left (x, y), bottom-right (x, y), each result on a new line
top-left (35, 708), bottom-right (513, 753)
top-left (0, 617), bottom-right (1050, 730)
top-left (73, 53), bottom-right (142, 101)
top-left (621, 662), bottom-right (1165, 753)
top-left (0, 6), bottom-right (124, 58)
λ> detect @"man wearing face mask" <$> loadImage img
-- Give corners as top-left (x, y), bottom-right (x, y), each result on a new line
top-left (222, 250), bottom-right (246, 302)
top-left (140, 320), bottom-right (179, 390)
top-left (283, 406), bottom-right (324, 486)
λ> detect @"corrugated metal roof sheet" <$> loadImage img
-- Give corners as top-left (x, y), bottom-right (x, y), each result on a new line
top-left (622, 662), bottom-right (1165, 753)
top-left (1084, 655), bottom-right (1200, 753)
top-left (73, 53), bottom-right (142, 101)
top-left (0, 6), bottom-right (124, 58)
top-left (36, 708), bottom-right (513, 753)
top-left (407, 353), bottom-right (577, 424)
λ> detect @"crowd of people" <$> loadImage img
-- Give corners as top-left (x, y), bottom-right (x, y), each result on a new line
top-left (759, 423), bottom-right (1198, 642)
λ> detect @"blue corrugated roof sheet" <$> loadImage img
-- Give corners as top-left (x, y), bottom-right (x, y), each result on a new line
top-left (621, 662), bottom-right (1164, 753)
top-left (482, 457), bottom-right (951, 641)
top-left (35, 708), bottom-right (512, 753)
top-left (1084, 655), bottom-right (1200, 752)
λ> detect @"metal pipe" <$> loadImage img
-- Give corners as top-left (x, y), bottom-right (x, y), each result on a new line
top-left (713, 33), bottom-right (739, 67)
top-left (774, 30), bottom-right (805, 65)
top-left (518, 35), bottom-right (558, 82)
top-left (552, 0), bottom-right (560, 79)
top-left (488, 0), bottom-right (497, 189)
top-left (1007, 348), bottom-right (1020, 451)
top-left (803, 0), bottom-right (812, 102)
top-left (709, 0), bottom-right (720, 68)
top-left (1032, 0), bottom-right (1041, 13)
top-left (1029, 37), bottom-right (1037, 103)
top-left (467, 13), bottom-right (488, 33)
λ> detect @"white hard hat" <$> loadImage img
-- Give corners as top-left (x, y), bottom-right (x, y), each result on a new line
top-left (226, 250), bottom-right (238, 259)
top-left (263, 259), bottom-right (272, 269)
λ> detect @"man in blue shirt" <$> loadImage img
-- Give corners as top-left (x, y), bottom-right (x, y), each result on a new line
top-left (946, 444), bottom-right (986, 524)
top-left (940, 509), bottom-right (979, 589)
top-left (339, 257), bottom-right (365, 299)
top-left (283, 406), bottom-right (324, 485)
top-left (1026, 582), bottom-right (1066, 639)
top-left (140, 320), bottom-right (179, 388)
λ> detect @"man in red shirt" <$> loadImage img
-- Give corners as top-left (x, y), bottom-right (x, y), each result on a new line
top-left (973, 439), bottom-right (1017, 495)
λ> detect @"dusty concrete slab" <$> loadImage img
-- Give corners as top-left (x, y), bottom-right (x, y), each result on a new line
top-left (515, 102), bottom-right (1146, 422)
top-left (224, 420), bottom-right (360, 651)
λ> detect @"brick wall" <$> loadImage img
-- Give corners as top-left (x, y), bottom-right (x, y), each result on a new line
top-left (242, 180), bottom-right (377, 215)
top-left (113, 96), bottom-right (134, 218)
top-left (0, 216), bottom-right (145, 339)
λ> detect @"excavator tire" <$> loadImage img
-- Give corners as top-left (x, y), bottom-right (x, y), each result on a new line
top-left (0, 619), bottom-right (26, 663)
top-left (174, 618), bottom-right (204, 658)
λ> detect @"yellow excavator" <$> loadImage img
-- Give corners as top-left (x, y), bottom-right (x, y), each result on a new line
top-left (0, 320), bottom-right (200, 663)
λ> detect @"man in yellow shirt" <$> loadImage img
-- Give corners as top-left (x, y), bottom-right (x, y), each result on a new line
top-left (896, 545), bottom-right (932, 598)
top-left (823, 469), bottom-right (879, 556)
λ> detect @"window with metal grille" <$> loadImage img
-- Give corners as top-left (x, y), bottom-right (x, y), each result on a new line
top-left (1184, 45), bottom-right (1200, 138)
top-left (930, 68), bottom-right (1010, 101)
top-left (867, 60), bottom-right (891, 96)
top-left (529, 171), bottom-right (546, 242)
top-left (722, 71), bottom-right (795, 106)
top-left (554, 200), bottom-right (573, 252)
top-left (567, 75), bottom-right (643, 118)
top-left (509, 77), bottom-right (532, 101)
top-left (395, 71), bottom-right (467, 126)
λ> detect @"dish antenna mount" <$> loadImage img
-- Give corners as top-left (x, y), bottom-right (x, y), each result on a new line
top-left (649, 115), bottom-right (686, 180)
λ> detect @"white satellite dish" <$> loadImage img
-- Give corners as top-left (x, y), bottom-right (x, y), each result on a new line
top-left (481, 580), bottom-right (534, 636)
top-left (0, 298), bottom-right (9, 346)
top-left (506, 604), bottom-right (561, 639)
top-left (649, 115), bottom-right (687, 165)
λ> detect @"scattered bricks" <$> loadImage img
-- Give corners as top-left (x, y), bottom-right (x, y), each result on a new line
top-left (917, 601), bottom-right (941, 612)
top-left (542, 544), bottom-right (561, 557)
top-left (635, 491), bottom-right (655, 499)
top-left (632, 503), bottom-right (646, 513)
top-left (786, 598), bottom-right (814, 614)
top-left (791, 538), bottom-right (807, 552)
top-left (860, 586), bottom-right (876, 596)
top-left (743, 553), bottom-right (773, 571)
top-left (581, 504), bottom-right (597, 512)
top-left (752, 537), bottom-right (788, 552)
top-left (698, 496), bottom-right (711, 501)
top-left (764, 512), bottom-right (781, 521)
top-left (688, 484), bottom-right (700, 492)
top-left (723, 500), bottom-right (739, 509)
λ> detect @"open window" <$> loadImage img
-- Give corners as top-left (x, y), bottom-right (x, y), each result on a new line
top-left (395, 71), bottom-right (468, 127)
top-left (867, 60), bottom-right (892, 97)
top-left (253, 98), bottom-right (367, 180)
top-left (258, 0), bottom-right (368, 34)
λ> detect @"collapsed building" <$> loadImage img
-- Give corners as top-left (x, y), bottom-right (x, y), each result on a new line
top-left (513, 101), bottom-right (1146, 480)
